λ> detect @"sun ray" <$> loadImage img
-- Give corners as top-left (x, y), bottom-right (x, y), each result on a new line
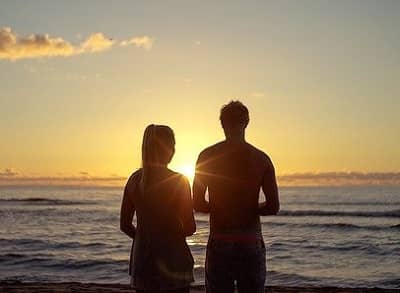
top-left (176, 164), bottom-right (195, 183)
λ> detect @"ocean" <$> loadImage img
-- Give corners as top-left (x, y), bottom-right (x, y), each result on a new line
top-left (0, 185), bottom-right (399, 289)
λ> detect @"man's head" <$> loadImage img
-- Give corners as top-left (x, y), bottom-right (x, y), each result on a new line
top-left (220, 101), bottom-right (249, 138)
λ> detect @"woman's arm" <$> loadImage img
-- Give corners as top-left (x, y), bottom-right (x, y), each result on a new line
top-left (179, 176), bottom-right (196, 237)
top-left (120, 178), bottom-right (137, 239)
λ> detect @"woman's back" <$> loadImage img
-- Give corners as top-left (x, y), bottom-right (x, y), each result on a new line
top-left (120, 124), bottom-right (195, 292)
top-left (126, 168), bottom-right (195, 290)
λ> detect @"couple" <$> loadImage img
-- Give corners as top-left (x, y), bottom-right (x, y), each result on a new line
top-left (120, 101), bottom-right (280, 293)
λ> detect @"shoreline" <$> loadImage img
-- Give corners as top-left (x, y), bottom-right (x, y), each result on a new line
top-left (0, 282), bottom-right (398, 292)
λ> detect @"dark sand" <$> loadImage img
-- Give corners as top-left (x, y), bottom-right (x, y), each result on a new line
top-left (0, 282), bottom-right (398, 293)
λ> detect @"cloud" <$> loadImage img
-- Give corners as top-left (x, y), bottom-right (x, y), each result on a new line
top-left (0, 172), bottom-right (126, 187)
top-left (277, 172), bottom-right (400, 186)
top-left (0, 27), bottom-right (154, 61)
top-left (79, 32), bottom-right (114, 53)
top-left (0, 168), bottom-right (18, 177)
top-left (120, 36), bottom-right (154, 49)
top-left (0, 27), bottom-right (75, 60)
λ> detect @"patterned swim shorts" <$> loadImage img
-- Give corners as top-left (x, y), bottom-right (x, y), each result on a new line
top-left (205, 236), bottom-right (266, 293)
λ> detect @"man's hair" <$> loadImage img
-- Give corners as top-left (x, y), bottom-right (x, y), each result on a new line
top-left (220, 100), bottom-right (249, 129)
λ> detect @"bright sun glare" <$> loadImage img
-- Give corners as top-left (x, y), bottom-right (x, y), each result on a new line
top-left (177, 165), bottom-right (195, 182)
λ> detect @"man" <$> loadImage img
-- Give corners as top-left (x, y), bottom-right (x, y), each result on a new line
top-left (193, 101), bottom-right (280, 293)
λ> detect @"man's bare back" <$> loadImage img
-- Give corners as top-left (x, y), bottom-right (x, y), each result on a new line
top-left (193, 140), bottom-right (279, 234)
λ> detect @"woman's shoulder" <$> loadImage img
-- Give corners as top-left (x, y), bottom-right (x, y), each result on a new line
top-left (130, 168), bottom-right (142, 179)
top-left (167, 169), bottom-right (188, 184)
top-left (125, 169), bottom-right (142, 188)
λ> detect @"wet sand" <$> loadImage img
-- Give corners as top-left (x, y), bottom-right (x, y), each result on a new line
top-left (0, 282), bottom-right (398, 293)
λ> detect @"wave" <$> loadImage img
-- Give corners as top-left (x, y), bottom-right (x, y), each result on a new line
top-left (0, 198), bottom-right (94, 205)
top-left (284, 201), bottom-right (399, 206)
top-left (2, 254), bottom-right (127, 270)
top-left (267, 270), bottom-right (325, 286)
top-left (0, 238), bottom-right (108, 250)
top-left (263, 222), bottom-right (400, 230)
top-left (268, 241), bottom-right (400, 256)
top-left (266, 221), bottom-right (400, 231)
top-left (278, 209), bottom-right (400, 218)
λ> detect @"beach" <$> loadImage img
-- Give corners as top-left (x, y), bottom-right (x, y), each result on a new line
top-left (1, 282), bottom-right (399, 293)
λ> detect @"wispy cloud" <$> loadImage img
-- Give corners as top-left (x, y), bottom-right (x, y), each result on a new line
top-left (277, 172), bottom-right (400, 186)
top-left (120, 36), bottom-right (154, 49)
top-left (0, 168), bottom-right (18, 177)
top-left (0, 27), bottom-right (154, 61)
top-left (0, 172), bottom-right (125, 187)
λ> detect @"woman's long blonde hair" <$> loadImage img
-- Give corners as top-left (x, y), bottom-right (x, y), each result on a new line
top-left (140, 124), bottom-right (175, 193)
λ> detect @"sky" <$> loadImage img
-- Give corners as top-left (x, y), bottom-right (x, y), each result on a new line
top-left (0, 0), bottom-right (399, 186)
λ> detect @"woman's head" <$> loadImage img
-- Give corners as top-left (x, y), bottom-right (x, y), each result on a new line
top-left (141, 124), bottom-right (175, 168)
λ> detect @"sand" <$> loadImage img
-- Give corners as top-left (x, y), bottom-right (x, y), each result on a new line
top-left (0, 282), bottom-right (398, 293)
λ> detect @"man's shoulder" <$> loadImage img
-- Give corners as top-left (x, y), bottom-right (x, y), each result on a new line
top-left (198, 141), bottom-right (226, 159)
top-left (246, 143), bottom-right (271, 161)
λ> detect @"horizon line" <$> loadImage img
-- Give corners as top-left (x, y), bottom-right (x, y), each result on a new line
top-left (0, 171), bottom-right (399, 187)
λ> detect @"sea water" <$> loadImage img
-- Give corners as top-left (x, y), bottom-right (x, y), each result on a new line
top-left (0, 185), bottom-right (399, 288)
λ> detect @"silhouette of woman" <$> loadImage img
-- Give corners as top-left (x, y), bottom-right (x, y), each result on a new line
top-left (120, 124), bottom-right (195, 293)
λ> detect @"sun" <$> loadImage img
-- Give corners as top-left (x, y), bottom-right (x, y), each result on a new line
top-left (176, 164), bottom-right (195, 183)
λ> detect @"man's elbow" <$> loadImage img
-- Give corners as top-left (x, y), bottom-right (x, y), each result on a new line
top-left (271, 202), bottom-right (280, 215)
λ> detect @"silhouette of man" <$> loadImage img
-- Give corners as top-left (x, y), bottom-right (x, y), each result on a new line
top-left (193, 101), bottom-right (280, 293)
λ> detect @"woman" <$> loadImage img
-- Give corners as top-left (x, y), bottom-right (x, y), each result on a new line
top-left (120, 124), bottom-right (196, 293)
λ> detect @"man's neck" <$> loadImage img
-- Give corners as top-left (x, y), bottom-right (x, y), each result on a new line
top-left (225, 133), bottom-right (246, 142)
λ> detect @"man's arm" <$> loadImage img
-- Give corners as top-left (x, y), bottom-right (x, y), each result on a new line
top-left (259, 156), bottom-right (280, 216)
top-left (120, 178), bottom-right (137, 239)
top-left (193, 153), bottom-right (210, 213)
